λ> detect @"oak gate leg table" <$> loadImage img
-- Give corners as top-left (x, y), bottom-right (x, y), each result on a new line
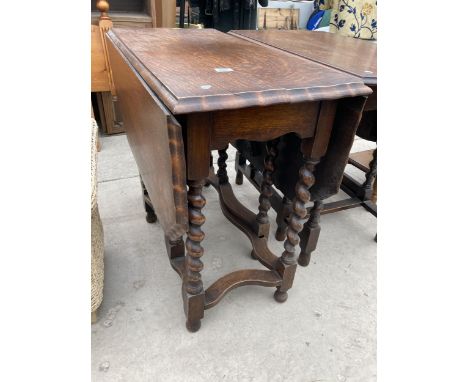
top-left (106, 28), bottom-right (371, 332)
top-left (229, 30), bottom-right (377, 266)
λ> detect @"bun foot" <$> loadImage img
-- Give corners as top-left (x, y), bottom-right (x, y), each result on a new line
top-left (298, 252), bottom-right (311, 267)
top-left (145, 212), bottom-right (157, 223)
top-left (186, 319), bottom-right (201, 333)
top-left (250, 250), bottom-right (257, 260)
top-left (274, 289), bottom-right (288, 303)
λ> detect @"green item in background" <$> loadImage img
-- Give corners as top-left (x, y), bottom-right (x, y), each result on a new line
top-left (318, 9), bottom-right (331, 28)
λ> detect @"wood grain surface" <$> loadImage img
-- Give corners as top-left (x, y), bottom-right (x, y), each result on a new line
top-left (107, 38), bottom-right (188, 240)
top-left (230, 30), bottom-right (377, 85)
top-left (210, 102), bottom-right (320, 149)
top-left (106, 28), bottom-right (372, 114)
top-left (91, 25), bottom-right (111, 92)
top-left (204, 269), bottom-right (282, 309)
top-left (257, 8), bottom-right (299, 30)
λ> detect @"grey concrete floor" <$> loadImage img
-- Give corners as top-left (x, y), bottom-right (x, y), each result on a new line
top-left (92, 134), bottom-right (377, 382)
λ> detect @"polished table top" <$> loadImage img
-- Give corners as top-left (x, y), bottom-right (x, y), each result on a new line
top-left (230, 30), bottom-right (377, 86)
top-left (106, 28), bottom-right (371, 114)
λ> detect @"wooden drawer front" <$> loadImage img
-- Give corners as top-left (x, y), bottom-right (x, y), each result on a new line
top-left (210, 102), bottom-right (320, 150)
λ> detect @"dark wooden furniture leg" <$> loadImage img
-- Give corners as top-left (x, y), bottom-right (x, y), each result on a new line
top-left (264, 189), bottom-right (324, 268)
top-left (165, 235), bottom-right (185, 259)
top-left (255, 138), bottom-right (279, 239)
top-left (140, 176), bottom-right (157, 223)
top-left (339, 146), bottom-right (377, 213)
top-left (235, 151), bottom-right (246, 185)
top-left (341, 147), bottom-right (377, 216)
top-left (217, 146), bottom-right (229, 184)
top-left (275, 138), bottom-right (322, 302)
top-left (275, 197), bottom-right (292, 242)
top-left (205, 154), bottom-right (214, 187)
top-left (298, 199), bottom-right (323, 267)
top-left (363, 148), bottom-right (377, 198)
top-left (361, 148), bottom-right (377, 216)
top-left (179, 0), bottom-right (186, 28)
top-left (182, 115), bottom-right (211, 332)
top-left (184, 179), bottom-right (206, 332)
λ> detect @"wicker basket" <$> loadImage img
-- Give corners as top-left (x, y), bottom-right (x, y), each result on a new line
top-left (91, 119), bottom-right (104, 320)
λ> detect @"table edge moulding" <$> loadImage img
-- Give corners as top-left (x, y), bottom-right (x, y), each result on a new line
top-left (106, 28), bottom-right (372, 114)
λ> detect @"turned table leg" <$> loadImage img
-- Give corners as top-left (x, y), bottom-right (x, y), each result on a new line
top-left (275, 152), bottom-right (321, 302)
top-left (184, 179), bottom-right (206, 332)
top-left (140, 175), bottom-right (157, 223)
top-left (275, 197), bottom-right (292, 242)
top-left (235, 151), bottom-right (246, 185)
top-left (217, 146), bottom-right (229, 184)
top-left (205, 154), bottom-right (214, 187)
top-left (255, 139), bottom-right (279, 238)
top-left (183, 114), bottom-right (212, 332)
top-left (298, 199), bottom-right (323, 267)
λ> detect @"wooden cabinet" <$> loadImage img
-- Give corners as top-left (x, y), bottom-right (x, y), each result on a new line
top-left (91, 0), bottom-right (156, 27)
top-left (91, 1), bottom-right (124, 134)
top-left (91, 0), bottom-right (176, 28)
top-left (91, 0), bottom-right (177, 134)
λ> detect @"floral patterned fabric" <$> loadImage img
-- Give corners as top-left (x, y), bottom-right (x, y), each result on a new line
top-left (317, 0), bottom-right (377, 40)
